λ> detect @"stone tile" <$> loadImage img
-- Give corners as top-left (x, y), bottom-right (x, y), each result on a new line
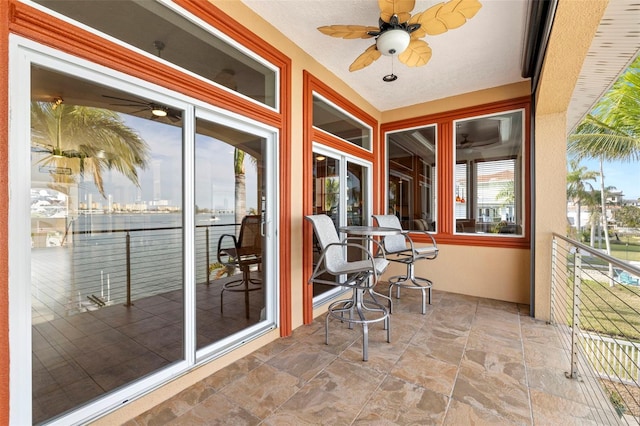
top-left (452, 351), bottom-right (531, 424)
top-left (523, 340), bottom-right (572, 369)
top-left (355, 375), bottom-right (449, 425)
top-left (410, 323), bottom-right (470, 349)
top-left (340, 334), bottom-right (407, 374)
top-left (134, 379), bottom-right (223, 425)
top-left (201, 353), bottom-right (264, 391)
top-left (520, 317), bottom-right (564, 348)
top-left (263, 358), bottom-right (385, 425)
top-left (390, 344), bottom-right (458, 396)
top-left (530, 388), bottom-right (600, 425)
top-left (444, 398), bottom-right (527, 425)
top-left (220, 363), bottom-right (304, 419)
top-left (167, 393), bottom-right (261, 425)
top-left (527, 366), bottom-right (588, 405)
top-left (466, 327), bottom-right (524, 359)
top-left (266, 341), bottom-right (337, 382)
top-left (477, 298), bottom-right (520, 313)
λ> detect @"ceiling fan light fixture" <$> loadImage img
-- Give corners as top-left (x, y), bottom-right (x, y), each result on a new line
top-left (151, 106), bottom-right (168, 117)
top-left (376, 29), bottom-right (410, 56)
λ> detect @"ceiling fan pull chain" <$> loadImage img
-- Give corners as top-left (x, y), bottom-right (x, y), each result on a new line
top-left (383, 57), bottom-right (398, 82)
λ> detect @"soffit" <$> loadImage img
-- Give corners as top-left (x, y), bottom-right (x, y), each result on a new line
top-left (566, 0), bottom-right (640, 134)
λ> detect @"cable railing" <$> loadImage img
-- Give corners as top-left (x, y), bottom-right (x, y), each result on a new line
top-left (31, 220), bottom-right (240, 320)
top-left (551, 233), bottom-right (640, 424)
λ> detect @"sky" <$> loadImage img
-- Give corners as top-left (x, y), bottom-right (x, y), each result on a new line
top-left (580, 158), bottom-right (640, 200)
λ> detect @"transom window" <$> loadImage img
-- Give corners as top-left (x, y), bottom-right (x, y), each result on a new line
top-left (312, 94), bottom-right (372, 150)
top-left (30, 0), bottom-right (278, 108)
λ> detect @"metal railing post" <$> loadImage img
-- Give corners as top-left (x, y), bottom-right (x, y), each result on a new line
top-left (124, 231), bottom-right (133, 307)
top-left (567, 247), bottom-right (581, 379)
top-left (206, 227), bottom-right (210, 286)
top-left (550, 235), bottom-right (558, 325)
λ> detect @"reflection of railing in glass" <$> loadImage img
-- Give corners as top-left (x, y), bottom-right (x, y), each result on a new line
top-left (31, 223), bottom-right (238, 317)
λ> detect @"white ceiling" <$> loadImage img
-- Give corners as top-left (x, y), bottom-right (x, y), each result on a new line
top-left (241, 0), bottom-right (530, 111)
top-left (241, 0), bottom-right (640, 132)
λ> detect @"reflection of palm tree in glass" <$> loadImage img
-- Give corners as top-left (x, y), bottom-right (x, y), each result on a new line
top-left (234, 148), bottom-right (259, 225)
top-left (496, 180), bottom-right (515, 207)
top-left (31, 101), bottom-right (150, 198)
top-left (234, 149), bottom-right (246, 225)
top-left (324, 178), bottom-right (340, 212)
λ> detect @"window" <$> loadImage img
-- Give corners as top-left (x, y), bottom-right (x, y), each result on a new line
top-left (385, 125), bottom-right (437, 232)
top-left (31, 0), bottom-right (278, 108)
top-left (312, 94), bottom-right (372, 150)
top-left (454, 110), bottom-right (524, 236)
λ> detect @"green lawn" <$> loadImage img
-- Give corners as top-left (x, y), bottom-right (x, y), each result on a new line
top-left (580, 279), bottom-right (640, 341)
top-left (610, 240), bottom-right (640, 262)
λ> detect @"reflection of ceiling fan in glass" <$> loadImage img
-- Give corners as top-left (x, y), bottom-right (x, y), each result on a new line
top-left (318, 0), bottom-right (482, 72)
top-left (457, 133), bottom-right (499, 150)
top-left (102, 95), bottom-right (182, 122)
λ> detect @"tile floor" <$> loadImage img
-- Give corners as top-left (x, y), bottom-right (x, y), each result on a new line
top-left (125, 287), bottom-right (622, 425)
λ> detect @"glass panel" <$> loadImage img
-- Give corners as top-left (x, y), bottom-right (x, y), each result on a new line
top-left (33, 0), bottom-right (277, 108)
top-left (195, 119), bottom-right (266, 349)
top-left (30, 66), bottom-right (184, 423)
top-left (312, 154), bottom-right (341, 220)
top-left (311, 153), bottom-right (341, 298)
top-left (346, 162), bottom-right (367, 227)
top-left (386, 125), bottom-right (437, 231)
top-left (454, 110), bottom-right (524, 236)
top-left (312, 94), bottom-right (371, 149)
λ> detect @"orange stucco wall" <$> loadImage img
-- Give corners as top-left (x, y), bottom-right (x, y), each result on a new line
top-left (1, 0), bottom-right (9, 423)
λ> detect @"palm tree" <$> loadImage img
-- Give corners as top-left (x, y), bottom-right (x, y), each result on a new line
top-left (568, 56), bottom-right (640, 258)
top-left (31, 101), bottom-right (149, 198)
top-left (566, 160), bottom-right (598, 241)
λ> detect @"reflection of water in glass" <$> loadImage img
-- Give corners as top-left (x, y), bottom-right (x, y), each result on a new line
top-left (32, 213), bottom-right (240, 317)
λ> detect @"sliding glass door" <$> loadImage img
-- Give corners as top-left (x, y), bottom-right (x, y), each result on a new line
top-left (12, 41), bottom-right (277, 425)
top-left (194, 115), bottom-right (271, 351)
top-left (311, 145), bottom-right (371, 303)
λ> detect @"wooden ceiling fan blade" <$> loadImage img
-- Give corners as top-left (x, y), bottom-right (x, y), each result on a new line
top-left (349, 45), bottom-right (382, 72)
top-left (435, 0), bottom-right (482, 31)
top-left (456, 0), bottom-right (483, 19)
top-left (317, 25), bottom-right (378, 39)
top-left (436, 1), bottom-right (467, 29)
top-left (416, 4), bottom-right (448, 36)
top-left (398, 39), bottom-right (432, 67)
top-left (416, 0), bottom-right (482, 36)
top-left (378, 0), bottom-right (415, 24)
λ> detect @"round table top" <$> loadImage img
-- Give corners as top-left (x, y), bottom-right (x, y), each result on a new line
top-left (339, 225), bottom-right (402, 236)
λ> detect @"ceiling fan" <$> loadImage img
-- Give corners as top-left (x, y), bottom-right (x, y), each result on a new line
top-left (318, 0), bottom-right (482, 73)
top-left (102, 95), bottom-right (182, 122)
